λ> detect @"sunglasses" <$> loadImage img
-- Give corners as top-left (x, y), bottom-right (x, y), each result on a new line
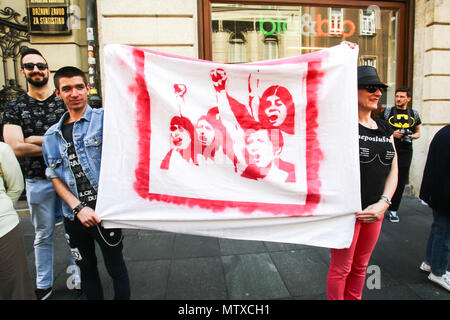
top-left (22, 63), bottom-right (48, 71)
top-left (359, 85), bottom-right (384, 93)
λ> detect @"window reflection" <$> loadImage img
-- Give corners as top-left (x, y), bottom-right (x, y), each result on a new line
top-left (229, 33), bottom-right (246, 63)
top-left (264, 35), bottom-right (278, 60)
top-left (211, 3), bottom-right (399, 107)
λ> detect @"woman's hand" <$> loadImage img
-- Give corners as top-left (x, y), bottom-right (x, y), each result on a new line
top-left (355, 200), bottom-right (389, 223)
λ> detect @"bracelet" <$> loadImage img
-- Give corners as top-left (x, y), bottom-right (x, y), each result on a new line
top-left (72, 202), bottom-right (86, 216)
top-left (380, 195), bottom-right (392, 205)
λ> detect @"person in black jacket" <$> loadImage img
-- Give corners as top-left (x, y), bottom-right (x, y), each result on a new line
top-left (419, 125), bottom-right (450, 292)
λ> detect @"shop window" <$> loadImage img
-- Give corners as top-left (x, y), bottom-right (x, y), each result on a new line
top-left (329, 8), bottom-right (344, 37)
top-left (209, 2), bottom-right (401, 98)
top-left (360, 55), bottom-right (377, 68)
top-left (360, 10), bottom-right (376, 36)
top-left (264, 35), bottom-right (278, 60)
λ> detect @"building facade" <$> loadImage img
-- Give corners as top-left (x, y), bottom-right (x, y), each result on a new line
top-left (1, 0), bottom-right (449, 196)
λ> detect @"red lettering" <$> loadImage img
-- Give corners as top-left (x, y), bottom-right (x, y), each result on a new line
top-left (316, 14), bottom-right (329, 37)
top-left (316, 14), bottom-right (356, 38)
top-left (343, 20), bottom-right (355, 37)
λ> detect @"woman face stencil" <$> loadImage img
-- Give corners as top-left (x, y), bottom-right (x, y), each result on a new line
top-left (170, 123), bottom-right (191, 151)
top-left (196, 119), bottom-right (215, 147)
top-left (263, 93), bottom-right (288, 127)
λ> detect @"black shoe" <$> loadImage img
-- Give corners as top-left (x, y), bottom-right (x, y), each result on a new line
top-left (75, 288), bottom-right (83, 300)
top-left (35, 287), bottom-right (52, 300)
top-left (388, 211), bottom-right (400, 223)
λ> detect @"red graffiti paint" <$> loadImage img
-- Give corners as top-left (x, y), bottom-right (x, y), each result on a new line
top-left (131, 48), bottom-right (151, 201)
top-left (303, 60), bottom-right (325, 214)
top-left (130, 47), bottom-right (326, 216)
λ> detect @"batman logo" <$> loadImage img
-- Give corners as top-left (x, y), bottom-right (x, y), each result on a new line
top-left (388, 114), bottom-right (415, 129)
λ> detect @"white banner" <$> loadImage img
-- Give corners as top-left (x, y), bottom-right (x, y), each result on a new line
top-left (97, 43), bottom-right (360, 248)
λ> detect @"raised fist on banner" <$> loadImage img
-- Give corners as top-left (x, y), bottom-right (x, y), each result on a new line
top-left (210, 68), bottom-right (227, 92)
top-left (174, 84), bottom-right (187, 98)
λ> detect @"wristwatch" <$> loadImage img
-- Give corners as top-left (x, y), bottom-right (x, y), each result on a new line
top-left (72, 202), bottom-right (86, 216)
top-left (380, 195), bottom-right (392, 205)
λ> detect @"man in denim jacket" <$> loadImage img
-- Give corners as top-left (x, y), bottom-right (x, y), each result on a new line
top-left (42, 66), bottom-right (130, 300)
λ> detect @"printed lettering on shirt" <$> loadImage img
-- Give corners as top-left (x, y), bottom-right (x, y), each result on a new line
top-left (358, 134), bottom-right (390, 143)
top-left (79, 190), bottom-right (93, 197)
top-left (74, 172), bottom-right (84, 179)
top-left (70, 159), bottom-right (80, 167)
top-left (359, 133), bottom-right (394, 166)
top-left (360, 147), bottom-right (370, 158)
top-left (87, 195), bottom-right (97, 202)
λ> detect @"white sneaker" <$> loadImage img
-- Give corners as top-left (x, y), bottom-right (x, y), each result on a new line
top-left (419, 261), bottom-right (431, 273)
top-left (419, 261), bottom-right (450, 276)
top-left (388, 211), bottom-right (399, 223)
top-left (428, 273), bottom-right (450, 291)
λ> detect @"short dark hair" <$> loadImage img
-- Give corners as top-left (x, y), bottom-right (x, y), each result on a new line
top-left (20, 47), bottom-right (46, 68)
top-left (395, 87), bottom-right (411, 98)
top-left (54, 66), bottom-right (87, 90)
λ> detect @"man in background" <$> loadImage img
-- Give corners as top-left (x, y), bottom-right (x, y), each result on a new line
top-left (381, 87), bottom-right (421, 222)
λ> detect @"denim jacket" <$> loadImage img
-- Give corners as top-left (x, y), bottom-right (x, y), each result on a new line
top-left (42, 106), bottom-right (103, 220)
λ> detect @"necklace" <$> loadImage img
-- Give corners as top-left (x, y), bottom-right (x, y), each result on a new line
top-left (359, 120), bottom-right (377, 130)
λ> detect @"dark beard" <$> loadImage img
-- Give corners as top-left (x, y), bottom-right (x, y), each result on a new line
top-left (26, 73), bottom-right (49, 88)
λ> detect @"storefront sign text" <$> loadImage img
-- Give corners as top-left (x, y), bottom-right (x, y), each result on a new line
top-left (260, 14), bottom-right (356, 38)
top-left (27, 0), bottom-right (71, 35)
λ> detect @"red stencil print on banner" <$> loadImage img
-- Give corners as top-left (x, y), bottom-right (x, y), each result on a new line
top-left (130, 48), bottom-right (327, 216)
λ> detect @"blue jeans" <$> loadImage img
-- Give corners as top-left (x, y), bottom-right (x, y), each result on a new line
top-left (26, 178), bottom-right (77, 289)
top-left (425, 209), bottom-right (450, 276)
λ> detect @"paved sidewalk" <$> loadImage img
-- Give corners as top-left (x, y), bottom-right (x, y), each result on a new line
top-left (18, 196), bottom-right (450, 300)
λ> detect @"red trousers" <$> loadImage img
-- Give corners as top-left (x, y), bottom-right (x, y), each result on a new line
top-left (327, 219), bottom-right (383, 300)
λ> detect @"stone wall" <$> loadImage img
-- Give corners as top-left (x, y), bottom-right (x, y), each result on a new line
top-left (96, 0), bottom-right (198, 94)
top-left (410, 0), bottom-right (450, 195)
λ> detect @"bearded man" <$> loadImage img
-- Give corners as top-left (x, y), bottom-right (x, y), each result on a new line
top-left (1, 47), bottom-right (79, 300)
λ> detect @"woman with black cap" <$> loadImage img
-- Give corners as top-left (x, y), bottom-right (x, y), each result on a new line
top-left (326, 65), bottom-right (398, 300)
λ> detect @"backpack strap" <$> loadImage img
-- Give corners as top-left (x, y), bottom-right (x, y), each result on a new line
top-left (412, 109), bottom-right (420, 121)
top-left (383, 107), bottom-right (393, 121)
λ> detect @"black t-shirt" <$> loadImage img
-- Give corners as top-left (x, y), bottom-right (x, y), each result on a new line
top-left (384, 107), bottom-right (421, 152)
top-left (359, 118), bottom-right (395, 209)
top-left (62, 122), bottom-right (97, 210)
top-left (1, 93), bottom-right (66, 179)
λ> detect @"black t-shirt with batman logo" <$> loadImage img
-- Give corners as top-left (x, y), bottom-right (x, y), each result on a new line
top-left (383, 107), bottom-right (421, 151)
